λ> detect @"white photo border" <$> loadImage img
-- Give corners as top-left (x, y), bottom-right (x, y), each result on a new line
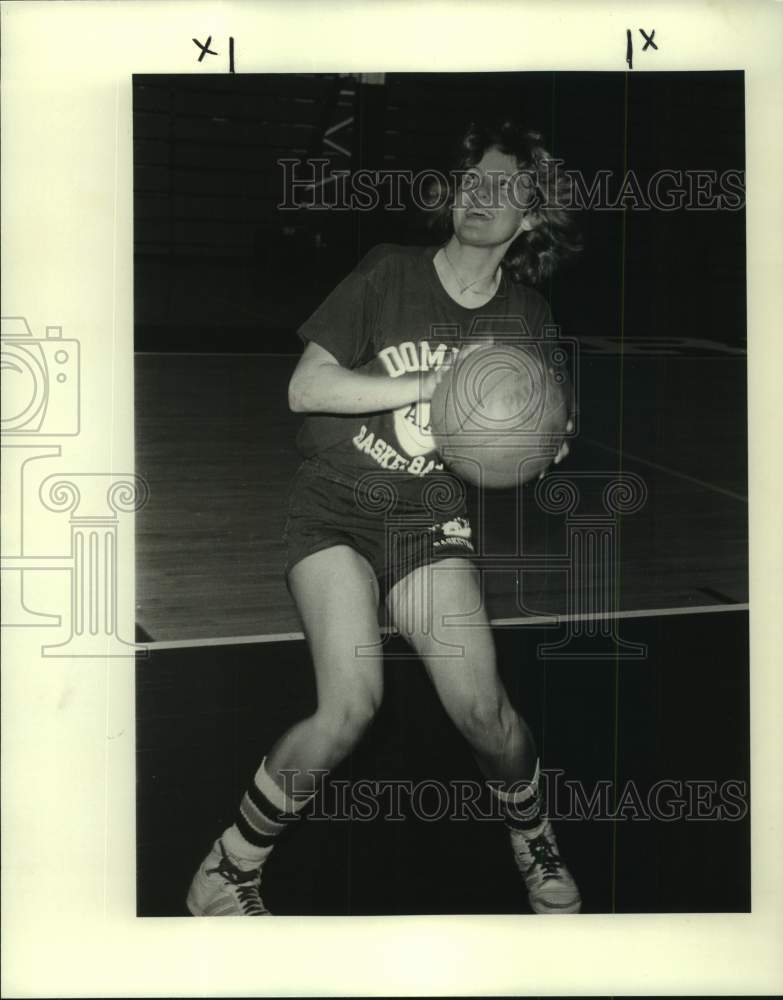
top-left (2, 1), bottom-right (781, 996)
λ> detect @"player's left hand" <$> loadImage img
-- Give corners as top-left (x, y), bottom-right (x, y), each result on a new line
top-left (539, 419), bottom-right (573, 478)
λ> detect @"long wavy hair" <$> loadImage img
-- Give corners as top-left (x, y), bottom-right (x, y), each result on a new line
top-left (430, 120), bottom-right (582, 286)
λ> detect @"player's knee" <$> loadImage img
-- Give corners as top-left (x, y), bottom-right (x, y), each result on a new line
top-left (456, 697), bottom-right (518, 755)
top-left (314, 694), bottom-right (380, 751)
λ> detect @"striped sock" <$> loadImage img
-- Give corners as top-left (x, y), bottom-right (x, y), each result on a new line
top-left (221, 756), bottom-right (315, 869)
top-left (489, 760), bottom-right (543, 833)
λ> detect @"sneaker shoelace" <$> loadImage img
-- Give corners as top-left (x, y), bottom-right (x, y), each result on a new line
top-left (207, 853), bottom-right (267, 915)
top-left (523, 833), bottom-right (564, 882)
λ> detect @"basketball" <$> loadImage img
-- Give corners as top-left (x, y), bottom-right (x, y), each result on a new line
top-left (430, 342), bottom-right (569, 488)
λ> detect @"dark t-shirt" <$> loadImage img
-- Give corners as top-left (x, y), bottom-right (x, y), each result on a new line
top-left (296, 243), bottom-right (561, 497)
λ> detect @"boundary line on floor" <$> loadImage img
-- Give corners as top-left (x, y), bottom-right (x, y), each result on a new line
top-left (583, 438), bottom-right (748, 503)
top-left (141, 602), bottom-right (748, 650)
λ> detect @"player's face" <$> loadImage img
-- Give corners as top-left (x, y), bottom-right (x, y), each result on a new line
top-left (452, 146), bottom-right (538, 249)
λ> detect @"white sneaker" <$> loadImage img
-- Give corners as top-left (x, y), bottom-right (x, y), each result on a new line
top-left (186, 839), bottom-right (271, 916)
top-left (510, 819), bottom-right (581, 914)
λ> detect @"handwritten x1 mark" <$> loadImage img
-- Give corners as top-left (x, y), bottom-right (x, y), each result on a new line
top-left (640, 29), bottom-right (657, 51)
top-left (193, 36), bottom-right (218, 61)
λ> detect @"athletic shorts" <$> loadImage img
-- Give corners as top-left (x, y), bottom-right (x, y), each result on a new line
top-left (283, 457), bottom-right (476, 602)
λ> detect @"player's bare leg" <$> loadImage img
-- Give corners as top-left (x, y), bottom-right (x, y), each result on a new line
top-left (187, 545), bottom-right (383, 915)
top-left (387, 557), bottom-right (581, 914)
top-left (266, 545), bottom-right (384, 786)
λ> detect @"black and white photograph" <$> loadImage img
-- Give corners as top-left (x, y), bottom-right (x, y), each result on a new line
top-left (3, 2), bottom-right (782, 996)
top-left (134, 70), bottom-right (750, 917)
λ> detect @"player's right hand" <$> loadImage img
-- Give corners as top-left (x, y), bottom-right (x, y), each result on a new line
top-left (420, 340), bottom-right (491, 401)
top-left (420, 358), bottom-right (452, 400)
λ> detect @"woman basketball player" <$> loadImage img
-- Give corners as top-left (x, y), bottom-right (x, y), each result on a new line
top-left (188, 120), bottom-right (582, 916)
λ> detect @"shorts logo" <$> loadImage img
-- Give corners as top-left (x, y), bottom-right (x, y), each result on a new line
top-left (431, 516), bottom-right (474, 550)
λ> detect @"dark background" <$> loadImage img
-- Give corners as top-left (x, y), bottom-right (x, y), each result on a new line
top-left (133, 71), bottom-right (746, 354)
top-left (138, 612), bottom-right (750, 915)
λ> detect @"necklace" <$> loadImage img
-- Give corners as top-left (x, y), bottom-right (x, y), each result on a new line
top-left (442, 247), bottom-right (500, 296)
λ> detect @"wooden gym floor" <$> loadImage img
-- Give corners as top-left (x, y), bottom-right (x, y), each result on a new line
top-left (135, 345), bottom-right (747, 642)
